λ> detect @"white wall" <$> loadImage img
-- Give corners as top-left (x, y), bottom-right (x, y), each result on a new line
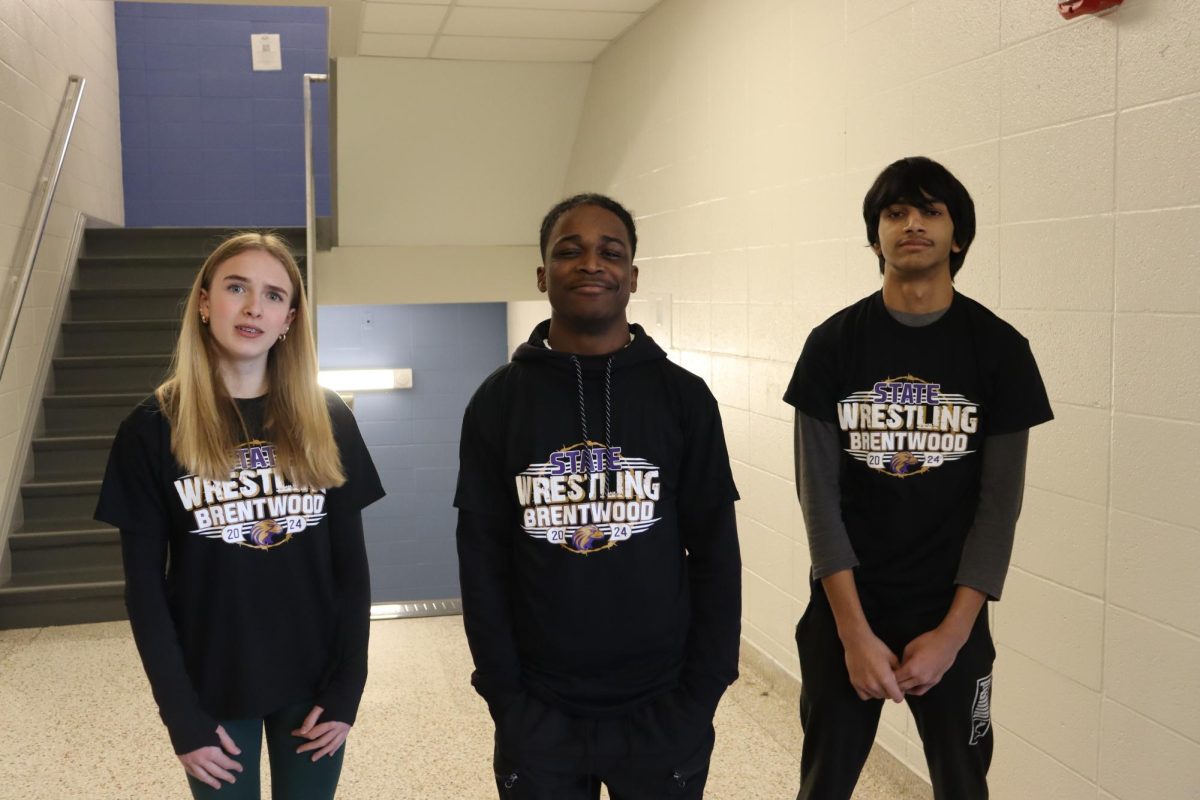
top-left (507, 298), bottom-right (550, 358)
top-left (565, 0), bottom-right (1200, 797)
top-left (323, 57), bottom-right (591, 305)
top-left (0, 0), bottom-right (124, 555)
top-left (336, 57), bottom-right (590, 247)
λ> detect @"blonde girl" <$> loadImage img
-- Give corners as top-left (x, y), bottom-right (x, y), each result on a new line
top-left (96, 232), bottom-right (383, 799)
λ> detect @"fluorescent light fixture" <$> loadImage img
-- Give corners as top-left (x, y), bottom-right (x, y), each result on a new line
top-left (318, 368), bottom-right (412, 392)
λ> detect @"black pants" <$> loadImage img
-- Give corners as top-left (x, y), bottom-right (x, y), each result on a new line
top-left (795, 594), bottom-right (995, 800)
top-left (492, 692), bottom-right (715, 799)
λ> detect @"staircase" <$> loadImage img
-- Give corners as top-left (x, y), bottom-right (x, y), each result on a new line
top-left (0, 226), bottom-right (306, 629)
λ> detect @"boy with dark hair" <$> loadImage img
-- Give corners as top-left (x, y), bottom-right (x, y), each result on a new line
top-left (455, 193), bottom-right (741, 799)
top-left (785, 157), bottom-right (1052, 799)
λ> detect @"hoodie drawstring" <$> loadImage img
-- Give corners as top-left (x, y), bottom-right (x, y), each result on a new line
top-left (570, 354), bottom-right (614, 490)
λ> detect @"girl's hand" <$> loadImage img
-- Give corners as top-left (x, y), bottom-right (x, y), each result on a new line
top-left (292, 705), bottom-right (351, 761)
top-left (178, 725), bottom-right (243, 789)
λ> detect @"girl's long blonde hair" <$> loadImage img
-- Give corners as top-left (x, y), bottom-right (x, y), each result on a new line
top-left (157, 232), bottom-right (346, 488)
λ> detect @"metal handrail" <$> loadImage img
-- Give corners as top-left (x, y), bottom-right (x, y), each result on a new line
top-left (303, 72), bottom-right (327, 337)
top-left (0, 75), bottom-right (86, 377)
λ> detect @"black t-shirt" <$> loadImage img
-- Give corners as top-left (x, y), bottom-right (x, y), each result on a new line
top-left (454, 323), bottom-right (740, 715)
top-left (784, 291), bottom-right (1052, 613)
top-left (95, 390), bottom-right (384, 752)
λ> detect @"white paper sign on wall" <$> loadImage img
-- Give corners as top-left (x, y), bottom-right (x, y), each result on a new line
top-left (251, 34), bottom-right (282, 71)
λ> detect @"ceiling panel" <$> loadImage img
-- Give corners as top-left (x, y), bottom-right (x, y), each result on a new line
top-left (356, 0), bottom-right (664, 62)
top-left (362, 3), bottom-right (449, 34)
top-left (360, 32), bottom-right (436, 57)
top-left (444, 7), bottom-right (638, 40)
top-left (432, 35), bottom-right (608, 62)
top-left (458, 0), bottom-right (660, 10)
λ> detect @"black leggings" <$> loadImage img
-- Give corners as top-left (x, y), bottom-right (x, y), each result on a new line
top-left (186, 701), bottom-right (345, 800)
top-left (795, 595), bottom-right (995, 800)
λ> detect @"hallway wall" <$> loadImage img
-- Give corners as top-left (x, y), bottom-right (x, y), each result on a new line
top-left (564, 1), bottom-right (1200, 797)
top-left (113, 1), bottom-right (330, 227)
top-left (319, 57), bottom-right (590, 306)
top-left (317, 302), bottom-right (508, 604)
top-left (0, 1), bottom-right (124, 561)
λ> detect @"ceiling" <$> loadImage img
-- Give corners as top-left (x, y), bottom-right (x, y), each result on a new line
top-left (114, 0), bottom-right (664, 62)
top-left (359, 0), bottom-right (663, 62)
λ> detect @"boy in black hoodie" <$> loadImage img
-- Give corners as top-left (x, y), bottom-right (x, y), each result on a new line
top-left (454, 194), bottom-right (742, 799)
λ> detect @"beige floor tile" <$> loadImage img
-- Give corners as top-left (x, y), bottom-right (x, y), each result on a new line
top-left (0, 615), bottom-right (928, 799)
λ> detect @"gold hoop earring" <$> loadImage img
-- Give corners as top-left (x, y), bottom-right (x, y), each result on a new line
top-left (278, 331), bottom-right (287, 342)
top-left (201, 314), bottom-right (209, 325)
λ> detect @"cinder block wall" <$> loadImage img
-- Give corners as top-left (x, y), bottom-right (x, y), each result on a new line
top-left (564, 1), bottom-right (1200, 796)
top-left (0, 1), bottom-right (124, 551)
top-left (113, 2), bottom-right (330, 226)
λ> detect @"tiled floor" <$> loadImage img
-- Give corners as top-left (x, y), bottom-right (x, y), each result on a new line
top-left (0, 616), bottom-right (930, 799)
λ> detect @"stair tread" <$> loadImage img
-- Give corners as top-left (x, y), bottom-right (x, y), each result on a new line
top-left (0, 566), bottom-right (125, 593)
top-left (15, 519), bottom-right (113, 534)
top-left (22, 479), bottom-right (103, 494)
top-left (72, 287), bottom-right (187, 296)
top-left (88, 225), bottom-right (305, 235)
top-left (9, 531), bottom-right (119, 554)
top-left (62, 319), bottom-right (179, 329)
top-left (54, 354), bottom-right (171, 365)
top-left (10, 525), bottom-right (115, 540)
top-left (78, 255), bottom-right (304, 265)
top-left (43, 392), bottom-right (145, 404)
top-left (33, 434), bottom-right (113, 446)
top-left (78, 255), bottom-right (203, 264)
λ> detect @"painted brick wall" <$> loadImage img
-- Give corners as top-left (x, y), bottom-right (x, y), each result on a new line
top-left (114, 2), bottom-right (328, 227)
top-left (0, 1), bottom-right (124, 557)
top-left (317, 303), bottom-right (508, 604)
top-left (564, 0), bottom-right (1200, 796)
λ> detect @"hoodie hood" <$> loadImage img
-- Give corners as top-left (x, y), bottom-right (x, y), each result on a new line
top-left (512, 320), bottom-right (666, 488)
top-left (512, 320), bottom-right (667, 372)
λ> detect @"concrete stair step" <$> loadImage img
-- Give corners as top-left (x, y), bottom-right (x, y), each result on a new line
top-left (32, 434), bottom-right (114, 481)
top-left (15, 517), bottom-right (110, 534)
top-left (20, 479), bottom-right (103, 525)
top-left (75, 255), bottom-right (305, 290)
top-left (83, 226), bottom-right (305, 258)
top-left (61, 319), bottom-right (180, 356)
top-left (8, 526), bottom-right (121, 575)
top-left (52, 354), bottom-right (171, 395)
top-left (69, 287), bottom-right (188, 322)
top-left (0, 566), bottom-right (126, 629)
top-left (75, 256), bottom-right (202, 289)
top-left (42, 393), bottom-right (145, 436)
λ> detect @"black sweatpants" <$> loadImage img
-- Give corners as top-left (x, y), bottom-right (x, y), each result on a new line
top-left (795, 593), bottom-right (995, 800)
top-left (492, 691), bottom-right (715, 800)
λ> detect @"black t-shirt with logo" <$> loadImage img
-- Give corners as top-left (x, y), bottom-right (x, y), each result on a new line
top-left (784, 291), bottom-right (1052, 614)
top-left (95, 390), bottom-right (384, 753)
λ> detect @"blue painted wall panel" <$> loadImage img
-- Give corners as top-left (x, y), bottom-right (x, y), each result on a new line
top-left (318, 303), bottom-right (509, 603)
top-left (115, 2), bottom-right (329, 227)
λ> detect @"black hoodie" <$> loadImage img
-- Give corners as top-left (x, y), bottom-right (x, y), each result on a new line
top-left (454, 321), bottom-right (740, 721)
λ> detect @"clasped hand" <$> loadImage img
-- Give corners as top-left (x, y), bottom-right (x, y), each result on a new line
top-left (842, 626), bottom-right (963, 702)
